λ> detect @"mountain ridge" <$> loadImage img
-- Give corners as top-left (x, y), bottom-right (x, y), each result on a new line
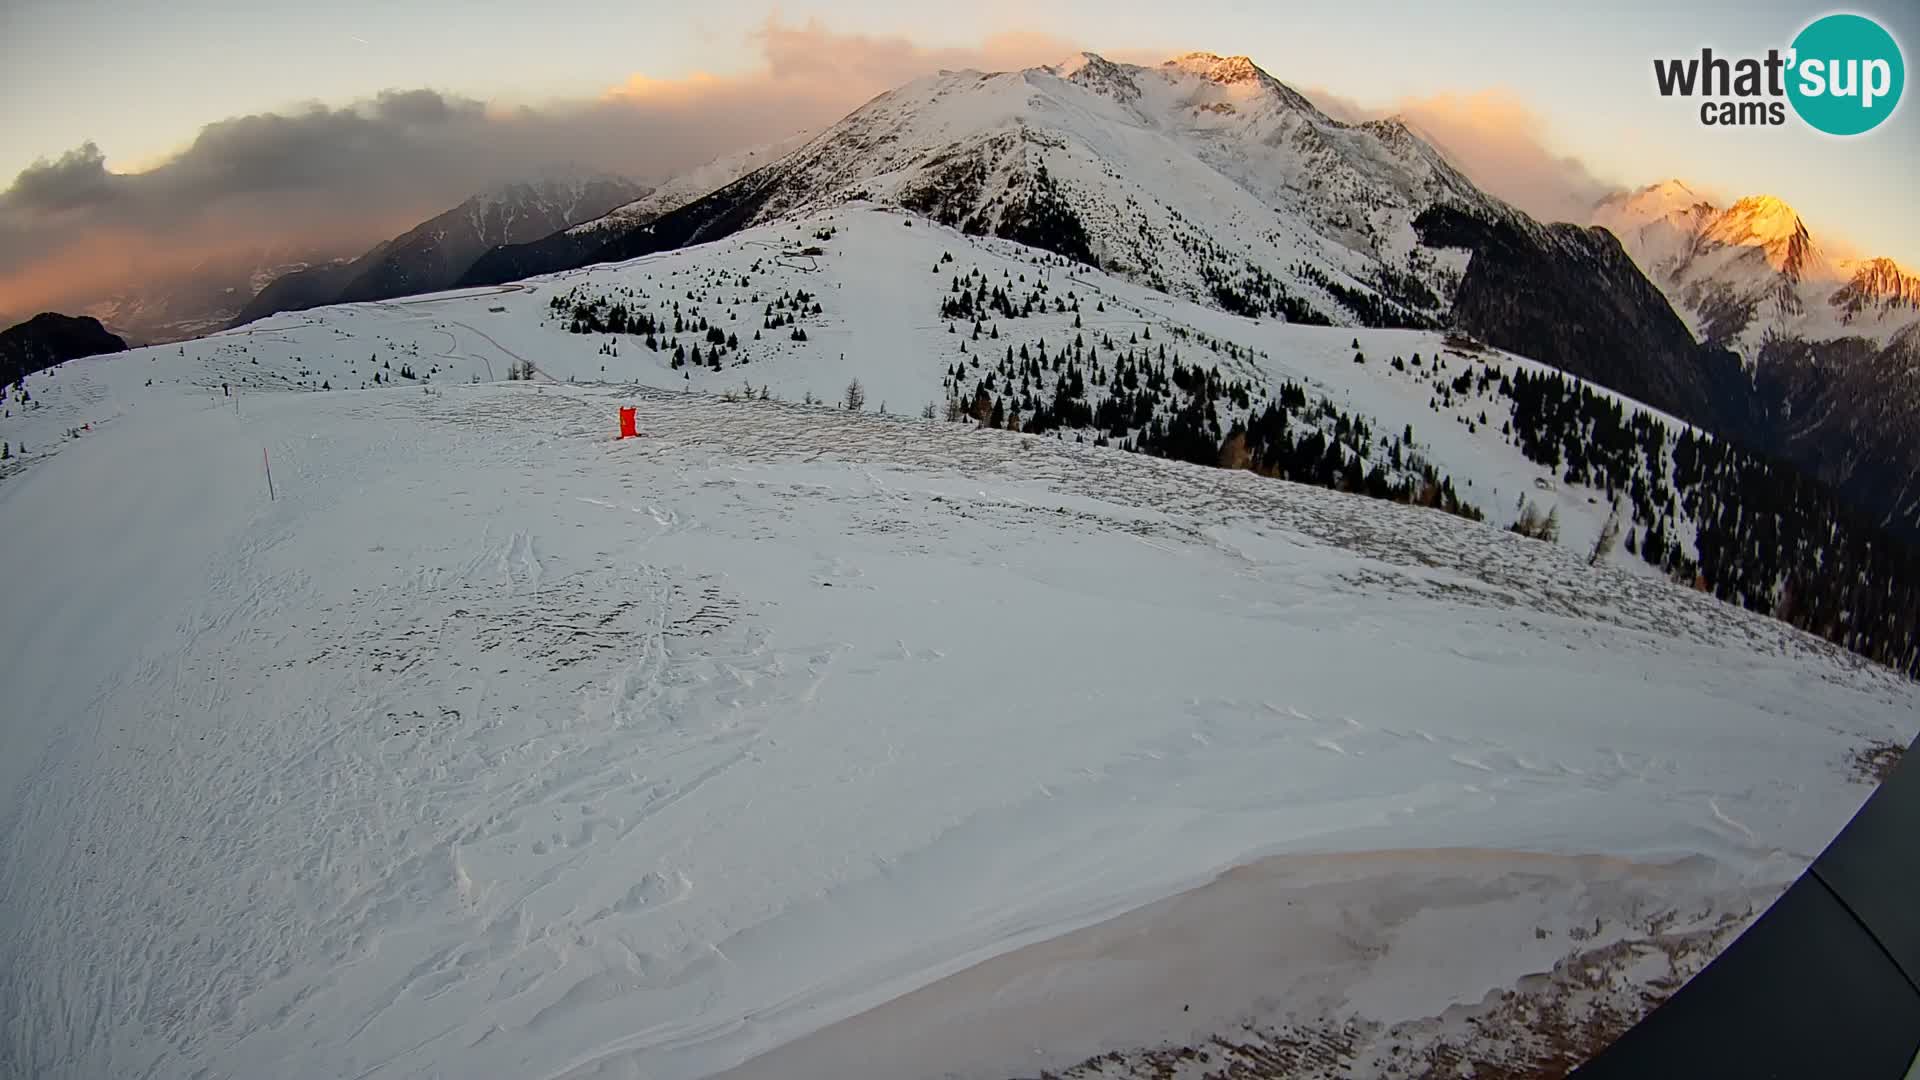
top-left (459, 52), bottom-right (1920, 540)
top-left (460, 51), bottom-right (1761, 485)
top-left (1589, 180), bottom-right (1920, 535)
top-left (1, 311), bottom-right (128, 387)
top-left (230, 173), bottom-right (643, 327)
top-left (1589, 180), bottom-right (1917, 354)
top-left (461, 50), bottom-right (1525, 326)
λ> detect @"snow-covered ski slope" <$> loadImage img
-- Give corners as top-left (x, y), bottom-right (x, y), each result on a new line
top-left (2, 208), bottom-right (1915, 1079)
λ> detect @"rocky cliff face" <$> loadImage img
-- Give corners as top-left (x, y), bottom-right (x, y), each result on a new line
top-left (1415, 205), bottom-right (1753, 437)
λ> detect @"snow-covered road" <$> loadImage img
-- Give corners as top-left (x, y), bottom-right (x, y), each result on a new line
top-left (1, 380), bottom-right (1912, 1079)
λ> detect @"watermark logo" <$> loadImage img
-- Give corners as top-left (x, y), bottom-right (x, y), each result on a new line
top-left (1788, 14), bottom-right (1904, 134)
top-left (1653, 12), bottom-right (1904, 134)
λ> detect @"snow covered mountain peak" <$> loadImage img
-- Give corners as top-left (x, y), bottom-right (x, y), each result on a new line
top-left (1730, 192), bottom-right (1792, 216)
top-left (563, 130), bottom-right (818, 240)
top-left (1647, 177), bottom-right (1700, 197)
top-left (1155, 51), bottom-right (1331, 119)
top-left (539, 48), bottom-right (1515, 329)
top-left (1045, 51), bottom-right (1112, 78)
top-left (1038, 50), bottom-right (1321, 118)
top-left (1585, 181), bottom-right (1920, 355)
top-left (1164, 51), bottom-right (1268, 85)
top-left (1832, 256), bottom-right (1920, 316)
top-left (1594, 179), bottom-right (1715, 226)
top-left (1707, 194), bottom-right (1819, 276)
top-left (1043, 50), bottom-right (1145, 101)
top-left (231, 171), bottom-right (644, 325)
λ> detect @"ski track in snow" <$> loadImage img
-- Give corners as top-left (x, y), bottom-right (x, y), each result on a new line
top-left (1, 210), bottom-right (1916, 1080)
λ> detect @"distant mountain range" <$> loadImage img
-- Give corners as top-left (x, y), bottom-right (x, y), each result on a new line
top-left (1590, 180), bottom-right (1920, 358)
top-left (465, 54), bottom-right (1920, 537)
top-left (76, 248), bottom-right (347, 346)
top-left (16, 53), bottom-right (1920, 539)
top-left (457, 133), bottom-right (817, 288)
top-left (451, 53), bottom-right (1749, 488)
top-left (229, 174), bottom-right (644, 327)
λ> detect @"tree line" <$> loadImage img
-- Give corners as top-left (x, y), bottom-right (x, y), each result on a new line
top-left (1501, 366), bottom-right (1920, 676)
top-left (940, 323), bottom-right (1484, 526)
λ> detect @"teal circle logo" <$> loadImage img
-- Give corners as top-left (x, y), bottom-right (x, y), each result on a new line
top-left (1787, 13), bottom-right (1904, 135)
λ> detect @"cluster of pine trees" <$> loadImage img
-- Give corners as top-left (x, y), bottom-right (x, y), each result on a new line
top-left (1501, 367), bottom-right (1920, 676)
top-left (1204, 259), bottom-right (1331, 325)
top-left (1162, 216), bottom-right (1433, 330)
top-left (1366, 261), bottom-right (1443, 316)
top-left (554, 290), bottom-right (660, 337)
top-left (669, 329), bottom-right (743, 372)
top-left (547, 279), bottom-right (823, 373)
top-left (761, 290), bottom-right (821, 342)
top-left (1287, 260), bottom-right (1434, 330)
top-left (939, 314), bottom-right (1482, 524)
top-left (940, 265), bottom-right (1081, 324)
top-left (993, 163), bottom-right (1097, 267)
top-left (899, 158), bottom-right (1095, 265)
top-left (1225, 395), bottom-right (1479, 518)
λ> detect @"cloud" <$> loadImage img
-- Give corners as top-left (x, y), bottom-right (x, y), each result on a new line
top-left (1298, 86), bottom-right (1372, 126)
top-left (1394, 90), bottom-right (1623, 223)
top-left (1298, 85), bottom-right (1622, 224)
top-left (5, 141), bottom-right (122, 213)
top-left (0, 19), bottom-right (1099, 322)
top-left (750, 19), bottom-right (1091, 94)
top-left (0, 93), bottom-right (558, 317)
top-left (372, 88), bottom-right (483, 127)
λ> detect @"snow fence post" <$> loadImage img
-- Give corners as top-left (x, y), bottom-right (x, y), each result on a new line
top-left (263, 447), bottom-right (275, 501)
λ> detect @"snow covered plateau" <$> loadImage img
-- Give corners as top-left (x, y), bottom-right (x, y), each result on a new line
top-left (1, 207), bottom-right (1915, 1079)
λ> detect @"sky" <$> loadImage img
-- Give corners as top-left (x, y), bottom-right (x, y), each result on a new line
top-left (1, 0), bottom-right (1915, 317)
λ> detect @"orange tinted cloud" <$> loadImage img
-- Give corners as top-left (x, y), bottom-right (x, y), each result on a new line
top-left (1396, 89), bottom-right (1622, 223)
top-left (750, 19), bottom-right (1094, 93)
top-left (0, 205), bottom-right (427, 327)
top-left (3, 18), bottom-right (1122, 327)
top-left (1306, 85), bottom-right (1622, 224)
top-left (604, 71), bottom-right (730, 104)
top-left (595, 19), bottom-right (1115, 132)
